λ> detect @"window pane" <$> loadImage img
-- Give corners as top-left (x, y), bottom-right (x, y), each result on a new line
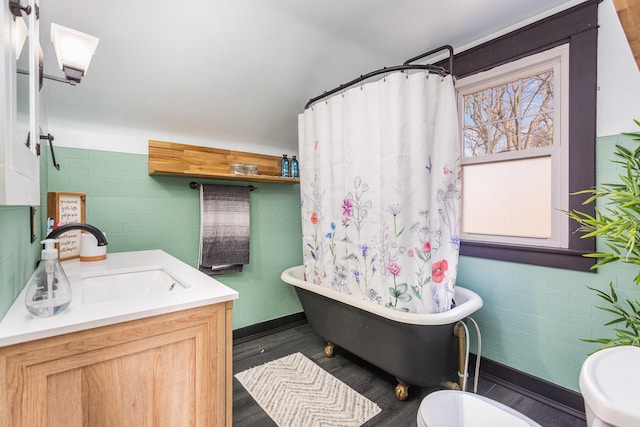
top-left (463, 93), bottom-right (479, 126)
top-left (492, 82), bottom-right (519, 121)
top-left (462, 70), bottom-right (555, 158)
top-left (493, 119), bottom-right (518, 153)
top-left (521, 113), bottom-right (553, 149)
top-left (461, 156), bottom-right (552, 238)
top-left (463, 126), bottom-right (487, 156)
top-left (521, 71), bottom-right (554, 116)
top-left (488, 121), bottom-right (506, 153)
top-left (479, 88), bottom-right (494, 123)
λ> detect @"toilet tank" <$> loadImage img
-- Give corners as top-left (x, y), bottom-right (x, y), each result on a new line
top-left (579, 346), bottom-right (640, 427)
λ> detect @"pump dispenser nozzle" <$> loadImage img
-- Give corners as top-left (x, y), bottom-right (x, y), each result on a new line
top-left (41, 239), bottom-right (58, 260)
top-left (24, 239), bottom-right (72, 317)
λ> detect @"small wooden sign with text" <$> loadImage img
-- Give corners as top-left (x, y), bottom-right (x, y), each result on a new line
top-left (47, 192), bottom-right (86, 261)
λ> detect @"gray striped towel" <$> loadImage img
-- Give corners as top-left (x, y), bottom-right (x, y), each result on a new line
top-left (198, 184), bottom-right (250, 275)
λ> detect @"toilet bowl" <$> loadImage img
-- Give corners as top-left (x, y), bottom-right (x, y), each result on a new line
top-left (417, 390), bottom-right (541, 427)
top-left (579, 346), bottom-right (640, 427)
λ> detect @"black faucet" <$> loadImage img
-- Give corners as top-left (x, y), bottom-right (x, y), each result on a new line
top-left (46, 223), bottom-right (108, 246)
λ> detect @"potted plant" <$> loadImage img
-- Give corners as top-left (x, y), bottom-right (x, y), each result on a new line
top-left (568, 119), bottom-right (640, 349)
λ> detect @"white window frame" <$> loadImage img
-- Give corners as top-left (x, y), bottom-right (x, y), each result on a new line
top-left (456, 44), bottom-right (570, 249)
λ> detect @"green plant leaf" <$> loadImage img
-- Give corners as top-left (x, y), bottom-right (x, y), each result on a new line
top-left (604, 317), bottom-right (628, 326)
top-left (568, 123), bottom-right (640, 352)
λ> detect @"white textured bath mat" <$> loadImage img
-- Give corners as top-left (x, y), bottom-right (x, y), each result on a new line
top-left (235, 352), bottom-right (381, 427)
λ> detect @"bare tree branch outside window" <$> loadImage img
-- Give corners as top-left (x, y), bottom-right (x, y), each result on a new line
top-left (463, 71), bottom-right (554, 158)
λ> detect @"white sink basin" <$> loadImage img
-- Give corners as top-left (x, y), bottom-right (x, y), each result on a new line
top-left (81, 266), bottom-right (189, 304)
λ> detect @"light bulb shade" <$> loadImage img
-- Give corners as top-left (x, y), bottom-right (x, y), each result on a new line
top-left (13, 16), bottom-right (28, 60)
top-left (50, 23), bottom-right (99, 78)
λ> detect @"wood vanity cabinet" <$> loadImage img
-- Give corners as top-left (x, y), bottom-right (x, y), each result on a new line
top-left (0, 302), bottom-right (233, 426)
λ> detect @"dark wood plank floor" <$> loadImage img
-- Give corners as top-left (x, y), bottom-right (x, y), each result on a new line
top-left (232, 323), bottom-right (586, 426)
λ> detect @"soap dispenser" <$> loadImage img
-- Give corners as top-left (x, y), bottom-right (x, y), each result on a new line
top-left (24, 239), bottom-right (72, 317)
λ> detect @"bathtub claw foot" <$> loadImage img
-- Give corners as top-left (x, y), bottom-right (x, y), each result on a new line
top-left (324, 341), bottom-right (335, 358)
top-left (395, 380), bottom-right (410, 401)
top-left (440, 380), bottom-right (461, 391)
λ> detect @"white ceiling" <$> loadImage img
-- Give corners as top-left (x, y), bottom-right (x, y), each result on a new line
top-left (37, 0), bottom-right (586, 153)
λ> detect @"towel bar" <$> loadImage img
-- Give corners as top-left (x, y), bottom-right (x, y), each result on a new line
top-left (189, 181), bottom-right (256, 192)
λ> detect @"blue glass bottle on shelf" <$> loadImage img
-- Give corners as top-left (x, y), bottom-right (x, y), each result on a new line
top-left (291, 155), bottom-right (299, 178)
top-left (281, 154), bottom-right (290, 177)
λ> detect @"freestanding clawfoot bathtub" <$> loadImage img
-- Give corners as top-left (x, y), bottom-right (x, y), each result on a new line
top-left (281, 265), bottom-right (483, 399)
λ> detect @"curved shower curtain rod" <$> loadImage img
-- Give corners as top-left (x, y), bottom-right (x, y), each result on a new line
top-left (304, 44), bottom-right (454, 110)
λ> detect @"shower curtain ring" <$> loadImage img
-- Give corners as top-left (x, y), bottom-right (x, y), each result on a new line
top-left (360, 75), bottom-right (364, 90)
top-left (383, 67), bottom-right (387, 82)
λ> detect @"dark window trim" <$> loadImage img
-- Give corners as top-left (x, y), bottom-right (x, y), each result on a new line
top-left (449, 0), bottom-right (600, 271)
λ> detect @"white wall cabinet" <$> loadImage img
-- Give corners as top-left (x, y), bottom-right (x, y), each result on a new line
top-left (0, 0), bottom-right (40, 206)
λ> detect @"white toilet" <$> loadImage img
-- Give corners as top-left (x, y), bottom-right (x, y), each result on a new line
top-left (417, 390), bottom-right (541, 427)
top-left (579, 346), bottom-right (640, 427)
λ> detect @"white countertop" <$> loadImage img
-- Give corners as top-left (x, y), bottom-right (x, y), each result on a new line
top-left (0, 250), bottom-right (239, 347)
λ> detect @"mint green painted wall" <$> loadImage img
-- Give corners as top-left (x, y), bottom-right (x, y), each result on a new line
top-left (0, 149), bottom-right (48, 318)
top-left (46, 147), bottom-right (303, 329)
top-left (457, 132), bottom-right (639, 392)
top-left (0, 207), bottom-right (41, 317)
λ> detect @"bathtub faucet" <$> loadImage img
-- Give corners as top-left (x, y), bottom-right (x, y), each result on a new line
top-left (46, 223), bottom-right (108, 246)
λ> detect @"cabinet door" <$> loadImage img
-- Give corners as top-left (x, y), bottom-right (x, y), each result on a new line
top-left (0, 303), bottom-right (232, 426)
top-left (0, 0), bottom-right (40, 206)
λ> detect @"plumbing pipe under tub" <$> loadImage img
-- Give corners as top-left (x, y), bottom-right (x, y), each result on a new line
top-left (454, 322), bottom-right (466, 390)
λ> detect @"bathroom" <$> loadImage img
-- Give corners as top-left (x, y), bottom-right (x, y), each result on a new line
top-left (1, 0), bottom-right (639, 426)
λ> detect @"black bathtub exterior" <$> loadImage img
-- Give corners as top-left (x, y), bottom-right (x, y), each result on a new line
top-left (294, 286), bottom-right (457, 387)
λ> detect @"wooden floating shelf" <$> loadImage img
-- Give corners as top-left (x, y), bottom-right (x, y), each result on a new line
top-left (148, 140), bottom-right (300, 184)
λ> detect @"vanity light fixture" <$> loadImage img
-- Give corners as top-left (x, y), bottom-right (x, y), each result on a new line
top-left (8, 0), bottom-right (30, 17)
top-left (50, 23), bottom-right (99, 84)
top-left (13, 16), bottom-right (28, 59)
top-left (9, 1), bottom-right (28, 60)
top-left (9, 0), bottom-right (100, 86)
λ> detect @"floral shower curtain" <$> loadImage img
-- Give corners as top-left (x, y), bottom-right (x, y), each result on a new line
top-left (298, 72), bottom-right (461, 314)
